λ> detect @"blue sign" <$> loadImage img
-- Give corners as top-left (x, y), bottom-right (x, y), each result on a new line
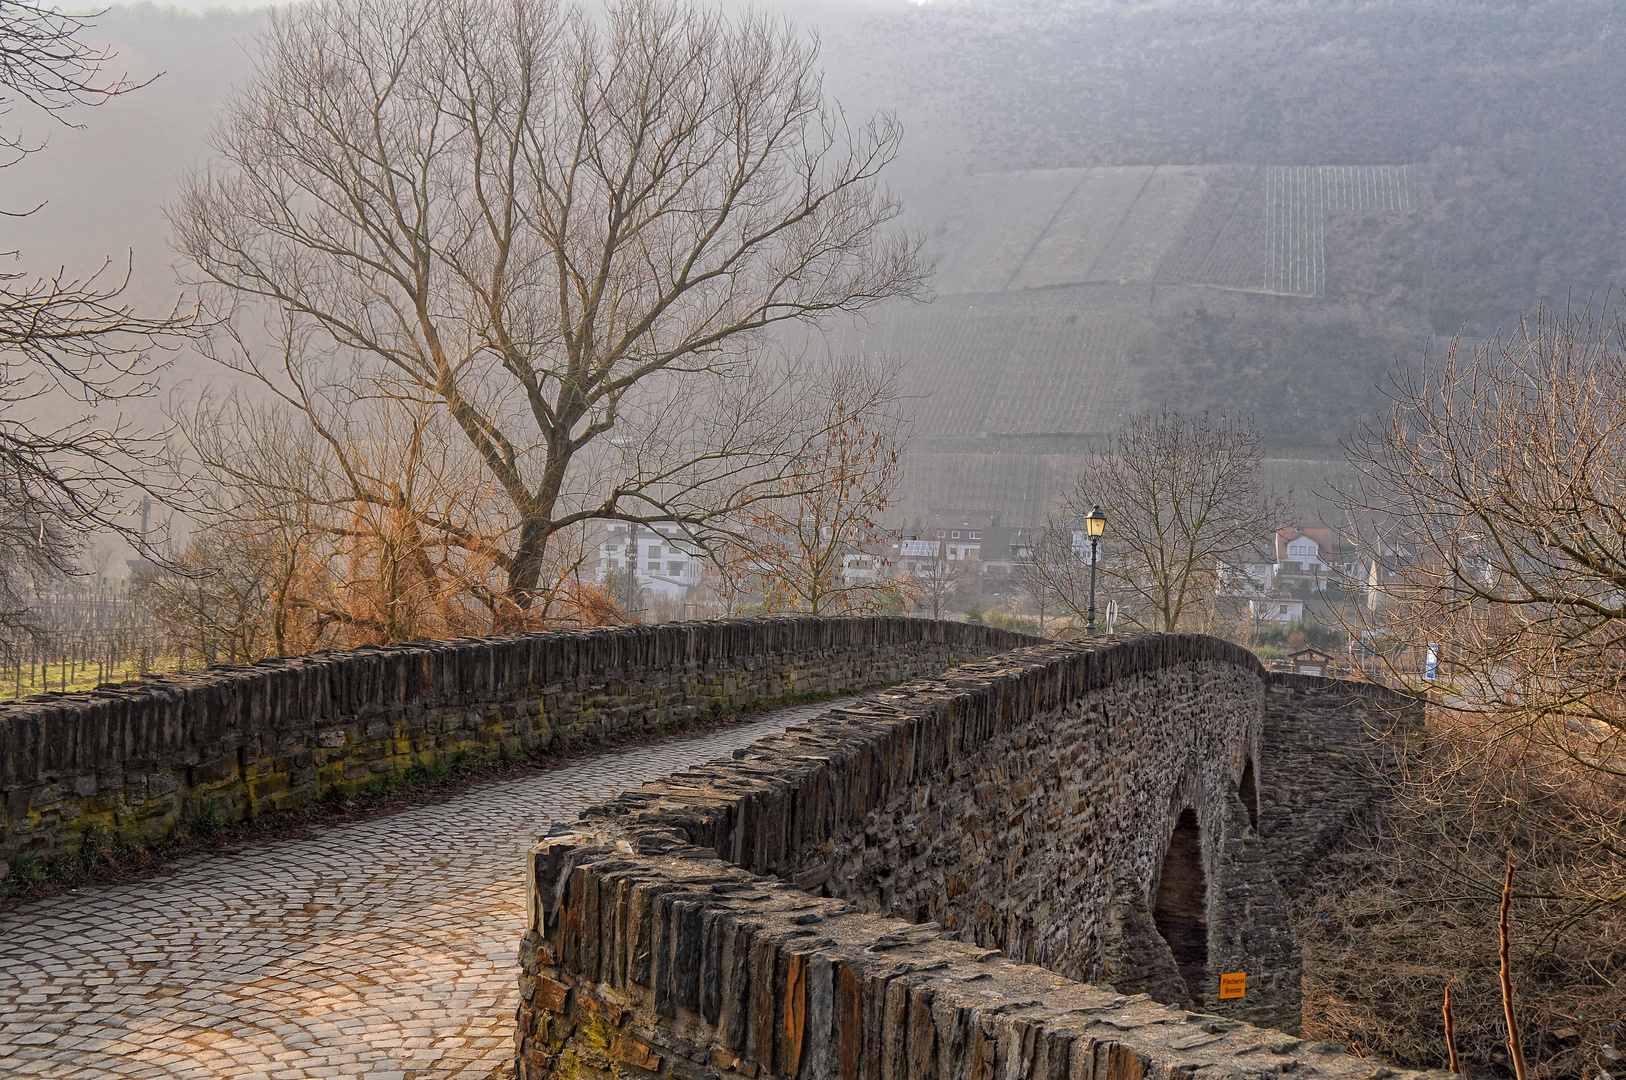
top-left (1424, 642), bottom-right (1439, 681)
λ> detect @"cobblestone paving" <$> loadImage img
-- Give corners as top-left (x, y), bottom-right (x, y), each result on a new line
top-left (0, 700), bottom-right (853, 1080)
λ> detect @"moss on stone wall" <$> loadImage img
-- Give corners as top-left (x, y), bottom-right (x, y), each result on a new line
top-left (1, 618), bottom-right (1034, 868)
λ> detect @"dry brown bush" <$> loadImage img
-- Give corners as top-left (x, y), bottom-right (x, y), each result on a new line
top-left (1294, 707), bottom-right (1626, 1080)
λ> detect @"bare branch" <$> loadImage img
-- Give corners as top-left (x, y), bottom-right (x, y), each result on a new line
top-left (171, 0), bottom-right (923, 631)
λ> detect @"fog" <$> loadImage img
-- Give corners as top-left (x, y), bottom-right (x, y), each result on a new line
top-left (11, 0), bottom-right (1626, 527)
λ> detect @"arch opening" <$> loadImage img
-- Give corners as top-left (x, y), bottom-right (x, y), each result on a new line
top-left (1153, 807), bottom-right (1209, 1004)
top-left (1239, 758), bottom-right (1259, 831)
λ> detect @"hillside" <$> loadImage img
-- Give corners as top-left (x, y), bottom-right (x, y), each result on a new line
top-left (5, 1), bottom-right (1623, 527)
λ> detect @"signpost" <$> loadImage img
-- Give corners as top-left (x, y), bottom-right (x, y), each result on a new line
top-left (1219, 972), bottom-right (1247, 1000)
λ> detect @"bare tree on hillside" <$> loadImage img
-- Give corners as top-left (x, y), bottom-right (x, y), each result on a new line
top-left (1032, 410), bottom-right (1276, 632)
top-left (170, 0), bottom-right (924, 632)
top-left (0, 0), bottom-right (190, 652)
top-left (1319, 303), bottom-right (1626, 1066)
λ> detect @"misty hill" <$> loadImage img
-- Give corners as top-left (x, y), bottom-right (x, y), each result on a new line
top-left (8, 1), bottom-right (1623, 528)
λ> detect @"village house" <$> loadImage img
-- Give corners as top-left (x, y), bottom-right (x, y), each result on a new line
top-left (592, 521), bottom-right (704, 603)
top-left (887, 508), bottom-right (1036, 598)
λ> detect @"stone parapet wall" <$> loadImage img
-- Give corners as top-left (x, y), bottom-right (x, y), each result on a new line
top-left (521, 635), bottom-right (1352, 1079)
top-left (1258, 674), bottom-right (1425, 892)
top-left (785, 663), bottom-right (1265, 994)
top-left (1, 618), bottom-right (1034, 866)
top-left (519, 835), bottom-right (1433, 1080)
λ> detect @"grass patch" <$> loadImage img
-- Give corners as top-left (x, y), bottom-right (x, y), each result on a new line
top-left (193, 800), bottom-right (225, 836)
top-left (5, 851), bottom-right (45, 892)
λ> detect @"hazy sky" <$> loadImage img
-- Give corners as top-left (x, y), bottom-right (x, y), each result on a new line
top-left (91, 1), bottom-right (276, 12)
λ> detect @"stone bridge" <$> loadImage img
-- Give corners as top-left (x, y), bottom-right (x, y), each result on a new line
top-left (517, 631), bottom-right (1421, 1080)
top-left (0, 619), bottom-right (1422, 1080)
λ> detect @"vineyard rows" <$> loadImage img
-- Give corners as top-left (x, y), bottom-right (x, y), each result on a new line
top-left (0, 585), bottom-right (190, 703)
top-left (1264, 165), bottom-right (1413, 297)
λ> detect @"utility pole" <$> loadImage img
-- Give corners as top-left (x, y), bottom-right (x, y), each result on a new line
top-left (625, 526), bottom-right (639, 618)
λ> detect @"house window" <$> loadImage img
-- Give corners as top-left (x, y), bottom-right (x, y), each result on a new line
top-left (936, 530), bottom-right (946, 538)
top-left (951, 531), bottom-right (960, 539)
top-left (969, 531), bottom-right (981, 540)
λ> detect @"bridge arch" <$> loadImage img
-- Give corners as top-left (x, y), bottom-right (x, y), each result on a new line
top-left (1153, 805), bottom-right (1209, 1005)
top-left (520, 632), bottom-right (1433, 1079)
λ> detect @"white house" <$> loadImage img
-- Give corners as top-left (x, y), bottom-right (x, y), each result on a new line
top-left (1219, 541), bottom-right (1279, 597)
top-left (593, 521), bottom-right (702, 603)
top-left (1277, 527), bottom-right (1332, 571)
top-left (841, 551), bottom-right (889, 585)
top-left (1249, 598), bottom-right (1305, 623)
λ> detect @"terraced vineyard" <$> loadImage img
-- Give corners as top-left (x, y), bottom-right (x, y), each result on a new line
top-left (1152, 166), bottom-right (1264, 291)
top-left (819, 160), bottom-right (1420, 526)
top-left (1264, 166), bottom-right (1413, 297)
top-left (895, 453), bottom-right (1075, 527)
top-left (908, 165), bottom-right (1213, 294)
top-left (826, 285), bottom-right (1146, 438)
top-left (907, 163), bottom-right (1413, 301)
top-left (891, 452), bottom-right (1359, 532)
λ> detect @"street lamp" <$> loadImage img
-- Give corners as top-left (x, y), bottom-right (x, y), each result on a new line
top-left (1084, 505), bottom-right (1107, 637)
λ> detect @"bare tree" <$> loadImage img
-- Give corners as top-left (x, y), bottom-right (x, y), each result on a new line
top-left (0, 1), bottom-right (189, 654)
top-left (746, 358), bottom-right (906, 615)
top-left (1016, 519), bottom-right (1092, 631)
top-left (903, 542), bottom-right (967, 621)
top-left (170, 0), bottom-right (924, 631)
top-left (0, 1), bottom-right (150, 169)
top-left (1343, 302), bottom-right (1626, 766)
top-left (698, 540), bottom-right (758, 617)
top-left (1330, 301), bottom-right (1626, 986)
top-left (168, 384), bottom-right (622, 653)
top-left (1032, 410), bottom-right (1276, 632)
top-left (133, 529), bottom-right (276, 665)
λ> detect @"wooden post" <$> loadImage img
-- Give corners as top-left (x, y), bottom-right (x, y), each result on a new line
top-left (1443, 978), bottom-right (1461, 1073)
top-left (1500, 852), bottom-right (1529, 1080)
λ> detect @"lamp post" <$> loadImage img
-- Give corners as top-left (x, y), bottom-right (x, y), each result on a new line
top-left (1084, 505), bottom-right (1107, 637)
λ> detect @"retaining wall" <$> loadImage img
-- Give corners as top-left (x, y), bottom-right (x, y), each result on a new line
top-left (1258, 674), bottom-right (1424, 891)
top-left (519, 635), bottom-right (1368, 1080)
top-left (0, 618), bottom-right (1034, 869)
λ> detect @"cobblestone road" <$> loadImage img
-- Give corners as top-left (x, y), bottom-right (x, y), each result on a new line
top-left (0, 700), bottom-right (853, 1079)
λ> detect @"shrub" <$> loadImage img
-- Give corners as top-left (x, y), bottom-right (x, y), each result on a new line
top-left (1296, 708), bottom-right (1626, 1079)
top-left (6, 852), bottom-right (45, 892)
top-left (193, 800), bottom-right (225, 836)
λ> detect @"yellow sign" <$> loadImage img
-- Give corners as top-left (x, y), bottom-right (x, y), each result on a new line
top-left (1219, 972), bottom-right (1247, 1000)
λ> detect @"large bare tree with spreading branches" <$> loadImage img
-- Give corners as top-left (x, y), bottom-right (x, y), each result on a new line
top-left (170, 0), bottom-right (924, 633)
